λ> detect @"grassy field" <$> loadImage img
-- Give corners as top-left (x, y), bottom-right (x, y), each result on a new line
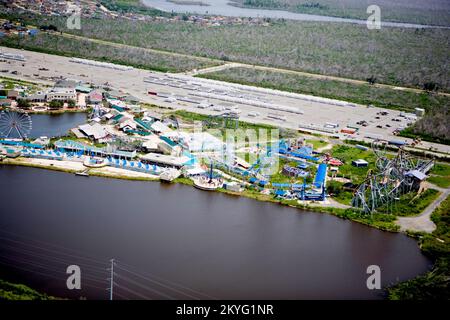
top-left (377, 189), bottom-right (440, 216)
top-left (0, 33), bottom-right (219, 73)
top-left (197, 67), bottom-right (450, 112)
top-left (329, 144), bottom-right (377, 184)
top-left (388, 195), bottom-right (450, 299)
top-left (4, 12), bottom-right (449, 92)
top-left (428, 163), bottom-right (450, 188)
top-left (231, 0), bottom-right (450, 26)
top-left (327, 180), bottom-right (354, 205)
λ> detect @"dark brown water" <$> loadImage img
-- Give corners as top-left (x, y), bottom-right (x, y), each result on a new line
top-left (6, 112), bottom-right (87, 139)
top-left (0, 165), bottom-right (431, 299)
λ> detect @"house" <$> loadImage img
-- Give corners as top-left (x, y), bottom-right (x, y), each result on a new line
top-left (78, 123), bottom-right (110, 142)
top-left (46, 87), bottom-right (76, 102)
top-left (88, 89), bottom-right (103, 104)
top-left (7, 90), bottom-right (18, 100)
top-left (119, 119), bottom-right (137, 132)
top-left (75, 85), bottom-right (92, 94)
top-left (0, 98), bottom-right (12, 107)
top-left (151, 121), bottom-right (172, 134)
top-left (352, 159), bottom-right (369, 167)
top-left (142, 135), bottom-right (161, 153)
top-left (26, 92), bottom-right (46, 102)
top-left (32, 136), bottom-right (50, 146)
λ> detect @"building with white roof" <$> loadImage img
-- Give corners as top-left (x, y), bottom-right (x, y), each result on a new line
top-left (140, 153), bottom-right (190, 168)
top-left (78, 123), bottom-right (110, 142)
top-left (151, 121), bottom-right (173, 134)
top-left (46, 87), bottom-right (76, 102)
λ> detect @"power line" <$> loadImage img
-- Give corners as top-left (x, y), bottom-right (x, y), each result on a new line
top-left (0, 235), bottom-right (108, 268)
top-left (0, 241), bottom-right (108, 275)
top-left (115, 273), bottom-right (176, 300)
top-left (0, 260), bottom-right (106, 292)
top-left (114, 283), bottom-right (153, 300)
top-left (116, 262), bottom-right (215, 300)
top-left (112, 291), bottom-right (129, 300)
top-left (0, 230), bottom-right (216, 300)
top-left (0, 253), bottom-right (107, 286)
top-left (0, 228), bottom-right (110, 262)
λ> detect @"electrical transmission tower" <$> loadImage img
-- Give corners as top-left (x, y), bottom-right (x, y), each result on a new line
top-left (107, 258), bottom-right (115, 300)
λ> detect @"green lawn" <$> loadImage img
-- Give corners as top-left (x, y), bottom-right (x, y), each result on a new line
top-left (427, 163), bottom-right (450, 188)
top-left (428, 176), bottom-right (450, 189)
top-left (431, 163), bottom-right (450, 176)
top-left (329, 145), bottom-right (376, 184)
top-left (377, 189), bottom-right (440, 216)
top-left (327, 180), bottom-right (354, 205)
top-left (306, 139), bottom-right (329, 150)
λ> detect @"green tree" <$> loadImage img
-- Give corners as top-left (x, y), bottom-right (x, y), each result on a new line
top-left (67, 99), bottom-right (76, 108)
top-left (16, 98), bottom-right (30, 109)
top-left (48, 100), bottom-right (63, 109)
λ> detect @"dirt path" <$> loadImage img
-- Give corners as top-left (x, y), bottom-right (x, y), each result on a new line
top-left (185, 63), bottom-right (242, 76)
top-left (396, 184), bottom-right (450, 233)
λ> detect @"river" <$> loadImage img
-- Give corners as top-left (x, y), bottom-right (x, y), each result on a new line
top-left (142, 0), bottom-right (447, 28)
top-left (0, 166), bottom-right (431, 299)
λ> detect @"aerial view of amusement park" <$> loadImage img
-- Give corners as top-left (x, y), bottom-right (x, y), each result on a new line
top-left (0, 0), bottom-right (449, 307)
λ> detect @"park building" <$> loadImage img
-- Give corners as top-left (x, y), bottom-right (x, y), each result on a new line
top-left (46, 87), bottom-right (77, 102)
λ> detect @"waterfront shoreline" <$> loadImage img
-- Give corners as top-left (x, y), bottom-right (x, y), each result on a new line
top-left (1, 157), bottom-right (400, 233)
top-left (1, 158), bottom-right (160, 182)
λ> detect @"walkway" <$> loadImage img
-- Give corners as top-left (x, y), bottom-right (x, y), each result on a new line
top-left (396, 183), bottom-right (450, 233)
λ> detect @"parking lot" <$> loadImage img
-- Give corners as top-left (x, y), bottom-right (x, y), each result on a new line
top-left (1, 46), bottom-right (449, 154)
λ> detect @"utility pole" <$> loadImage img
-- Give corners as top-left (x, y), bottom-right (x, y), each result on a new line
top-left (108, 258), bottom-right (115, 301)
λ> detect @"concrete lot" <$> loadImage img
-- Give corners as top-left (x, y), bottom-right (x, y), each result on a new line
top-left (1, 46), bottom-right (449, 155)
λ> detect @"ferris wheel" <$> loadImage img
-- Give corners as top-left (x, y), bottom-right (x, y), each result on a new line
top-left (0, 110), bottom-right (33, 139)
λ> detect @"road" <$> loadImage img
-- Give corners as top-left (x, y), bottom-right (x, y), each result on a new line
top-left (396, 183), bottom-right (450, 233)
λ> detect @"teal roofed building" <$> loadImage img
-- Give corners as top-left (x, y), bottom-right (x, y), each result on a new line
top-left (75, 85), bottom-right (92, 93)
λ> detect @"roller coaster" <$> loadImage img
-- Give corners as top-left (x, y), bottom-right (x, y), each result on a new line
top-left (352, 141), bottom-right (434, 214)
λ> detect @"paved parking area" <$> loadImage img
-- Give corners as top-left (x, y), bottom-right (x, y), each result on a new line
top-left (1, 46), bottom-right (449, 155)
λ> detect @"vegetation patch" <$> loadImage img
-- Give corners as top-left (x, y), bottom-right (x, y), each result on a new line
top-left (377, 189), bottom-right (440, 216)
top-left (0, 279), bottom-right (55, 300)
top-left (0, 33), bottom-right (219, 73)
top-left (427, 163), bottom-right (450, 188)
top-left (388, 195), bottom-right (450, 299)
top-left (232, 0), bottom-right (450, 26)
top-left (399, 104), bottom-right (450, 145)
top-left (328, 144), bottom-right (377, 184)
